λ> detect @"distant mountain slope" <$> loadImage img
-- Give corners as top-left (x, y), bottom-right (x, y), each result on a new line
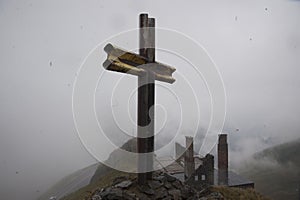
top-left (37, 163), bottom-right (99, 200)
top-left (254, 138), bottom-right (300, 166)
top-left (90, 138), bottom-right (137, 184)
top-left (240, 138), bottom-right (300, 200)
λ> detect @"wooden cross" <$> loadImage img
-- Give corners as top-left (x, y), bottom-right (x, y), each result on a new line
top-left (102, 13), bottom-right (176, 184)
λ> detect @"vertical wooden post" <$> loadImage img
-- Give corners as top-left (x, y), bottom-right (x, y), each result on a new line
top-left (137, 13), bottom-right (155, 184)
top-left (146, 17), bottom-right (155, 180)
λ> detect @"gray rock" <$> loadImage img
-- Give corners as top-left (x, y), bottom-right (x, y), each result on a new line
top-left (138, 184), bottom-right (154, 195)
top-left (181, 185), bottom-right (195, 199)
top-left (153, 175), bottom-right (166, 182)
top-left (135, 192), bottom-right (151, 200)
top-left (187, 197), bottom-right (201, 200)
top-left (163, 196), bottom-right (173, 200)
top-left (168, 189), bottom-right (181, 200)
top-left (164, 182), bottom-right (173, 189)
top-left (206, 192), bottom-right (224, 199)
top-left (165, 173), bottom-right (176, 182)
top-left (171, 180), bottom-right (182, 189)
top-left (148, 180), bottom-right (163, 190)
top-left (112, 176), bottom-right (128, 185)
top-left (91, 194), bottom-right (102, 200)
top-left (122, 190), bottom-right (137, 200)
top-left (100, 188), bottom-right (124, 200)
top-left (99, 188), bottom-right (112, 197)
top-left (154, 187), bottom-right (168, 199)
top-left (115, 180), bottom-right (132, 189)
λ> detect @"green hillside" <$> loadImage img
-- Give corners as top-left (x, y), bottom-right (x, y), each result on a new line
top-left (240, 138), bottom-right (300, 200)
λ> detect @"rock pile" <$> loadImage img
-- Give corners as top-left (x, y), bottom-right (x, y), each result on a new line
top-left (90, 173), bottom-right (224, 200)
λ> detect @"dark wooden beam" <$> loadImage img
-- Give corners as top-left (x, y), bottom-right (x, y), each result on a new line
top-left (146, 17), bottom-right (155, 181)
top-left (137, 13), bottom-right (149, 185)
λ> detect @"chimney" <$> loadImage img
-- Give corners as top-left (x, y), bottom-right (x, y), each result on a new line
top-left (184, 136), bottom-right (195, 180)
top-left (218, 134), bottom-right (228, 185)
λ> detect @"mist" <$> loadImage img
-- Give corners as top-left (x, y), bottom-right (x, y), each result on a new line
top-left (1, 0), bottom-right (300, 199)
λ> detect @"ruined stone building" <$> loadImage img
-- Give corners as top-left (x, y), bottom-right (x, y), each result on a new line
top-left (156, 134), bottom-right (254, 189)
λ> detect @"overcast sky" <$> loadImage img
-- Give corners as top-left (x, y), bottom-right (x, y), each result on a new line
top-left (1, 0), bottom-right (300, 199)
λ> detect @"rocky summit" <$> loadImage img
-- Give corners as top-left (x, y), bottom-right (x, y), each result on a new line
top-left (89, 172), bottom-right (224, 200)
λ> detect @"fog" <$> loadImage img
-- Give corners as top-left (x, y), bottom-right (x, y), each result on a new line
top-left (1, 0), bottom-right (300, 199)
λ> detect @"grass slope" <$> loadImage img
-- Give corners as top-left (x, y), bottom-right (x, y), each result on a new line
top-left (61, 170), bottom-right (135, 200)
top-left (212, 186), bottom-right (270, 200)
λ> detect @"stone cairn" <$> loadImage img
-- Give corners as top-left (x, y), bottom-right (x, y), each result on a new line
top-left (90, 172), bottom-right (224, 200)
